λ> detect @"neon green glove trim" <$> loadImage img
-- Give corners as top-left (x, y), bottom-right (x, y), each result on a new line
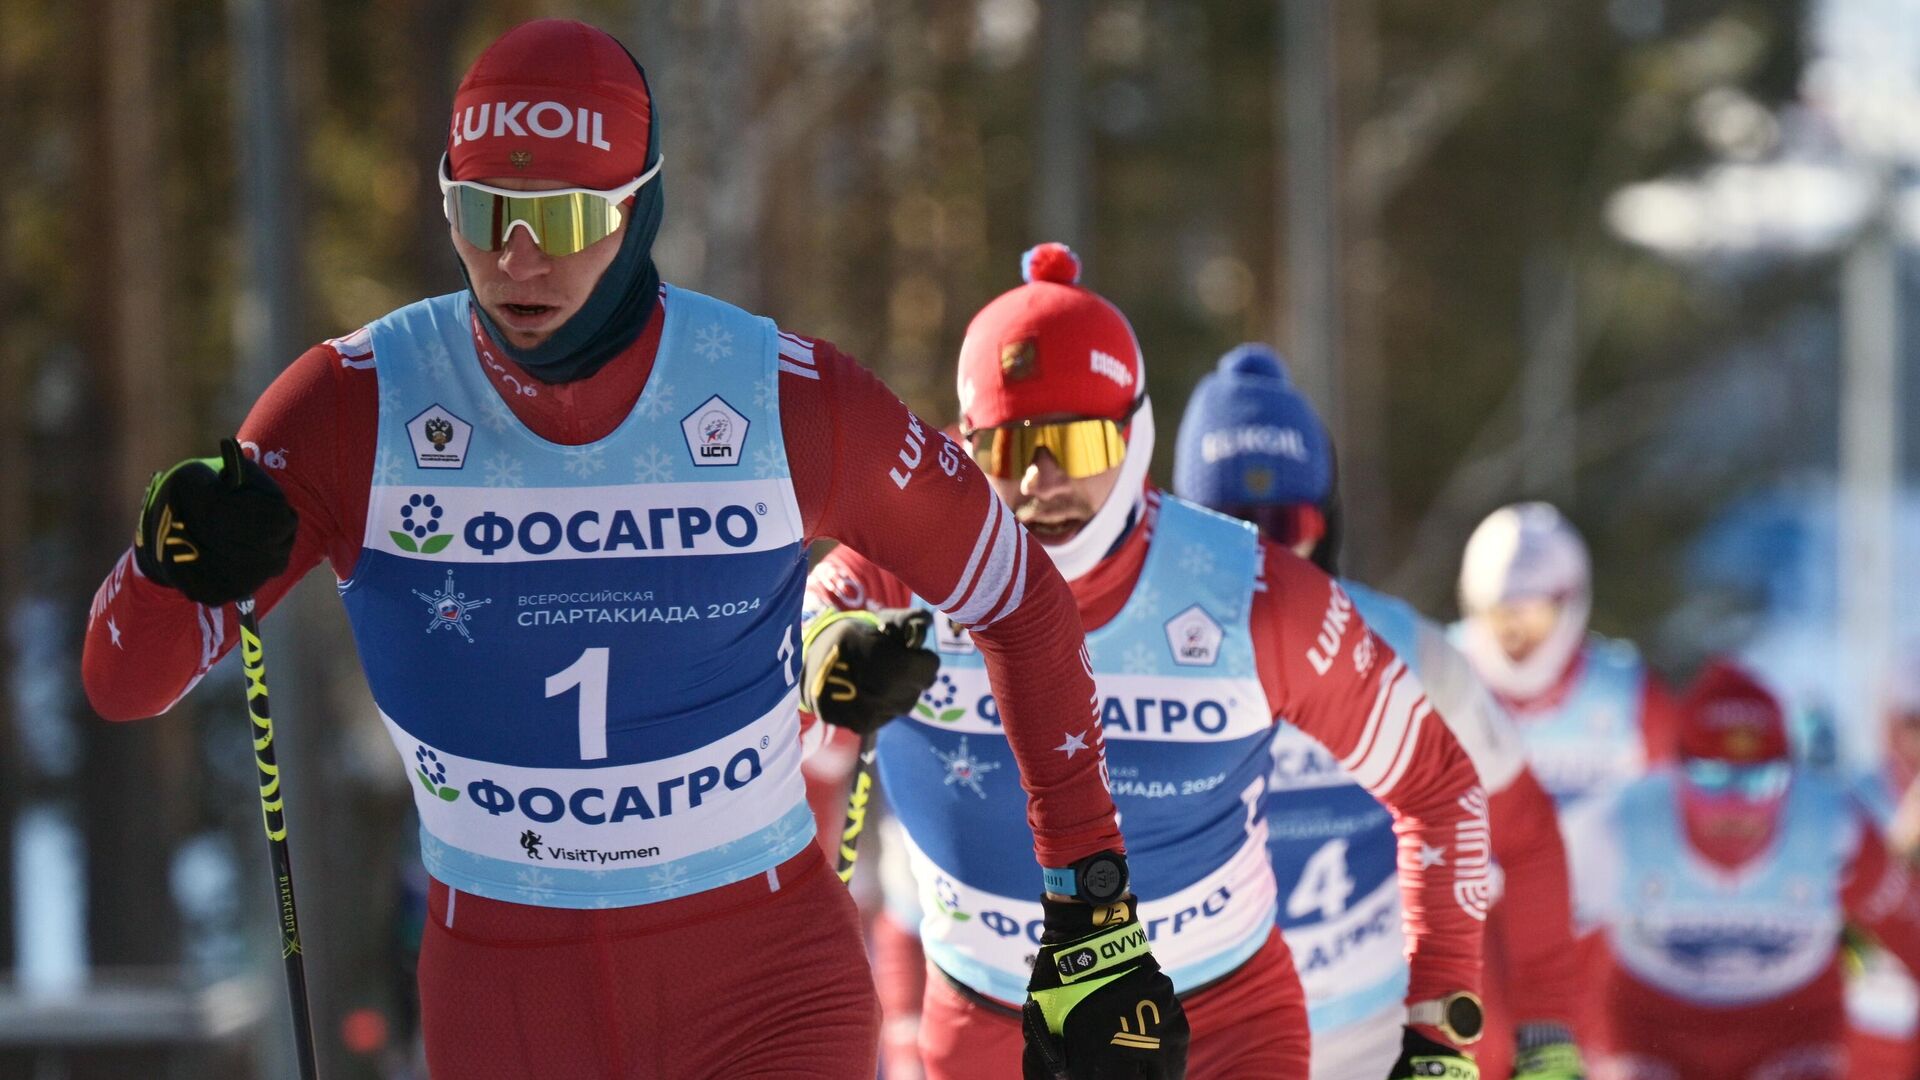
top-left (1047, 921), bottom-right (1151, 985)
top-left (141, 454), bottom-right (223, 518)
top-left (1512, 1042), bottom-right (1583, 1079)
top-left (1026, 920), bottom-right (1153, 1034)
top-left (1030, 969), bottom-right (1127, 1036)
top-left (799, 610), bottom-right (883, 712)
top-left (800, 608), bottom-right (882, 655)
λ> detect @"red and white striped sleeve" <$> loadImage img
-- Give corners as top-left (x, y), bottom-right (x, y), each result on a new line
top-left (83, 342), bottom-right (373, 721)
top-left (1252, 545), bottom-right (1486, 1010)
top-left (780, 338), bottom-right (1122, 867)
top-left (1844, 814), bottom-right (1920, 973)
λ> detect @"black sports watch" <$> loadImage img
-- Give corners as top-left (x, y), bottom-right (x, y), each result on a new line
top-left (1041, 850), bottom-right (1129, 904)
top-left (1408, 991), bottom-right (1485, 1046)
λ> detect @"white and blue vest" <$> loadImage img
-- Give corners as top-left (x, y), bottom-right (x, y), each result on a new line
top-left (1579, 771), bottom-right (1853, 1005)
top-left (1267, 580), bottom-right (1418, 1034)
top-left (339, 287), bottom-right (814, 909)
top-left (884, 498), bottom-right (1277, 1004)
top-left (1448, 628), bottom-right (1650, 808)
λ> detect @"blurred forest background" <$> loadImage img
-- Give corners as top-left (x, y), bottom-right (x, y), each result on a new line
top-left (2, 0), bottom-right (1915, 1077)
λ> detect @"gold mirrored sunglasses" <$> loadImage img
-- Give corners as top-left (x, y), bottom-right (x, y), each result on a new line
top-left (964, 402), bottom-right (1141, 480)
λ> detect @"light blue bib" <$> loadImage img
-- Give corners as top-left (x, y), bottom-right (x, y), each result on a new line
top-left (884, 497), bottom-right (1278, 1002)
top-left (1445, 627), bottom-right (1650, 807)
top-left (1595, 771), bottom-right (1852, 1005)
top-left (340, 286), bottom-right (813, 909)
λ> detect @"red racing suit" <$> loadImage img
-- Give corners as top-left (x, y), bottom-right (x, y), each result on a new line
top-left (1571, 776), bottom-right (1920, 1080)
top-left (808, 488), bottom-right (1488, 1078)
top-left (82, 293), bottom-right (1120, 1079)
top-left (1466, 638), bottom-right (1682, 1071)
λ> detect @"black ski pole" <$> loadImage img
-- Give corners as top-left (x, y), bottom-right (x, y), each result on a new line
top-left (237, 596), bottom-right (320, 1080)
top-left (835, 730), bottom-right (879, 885)
top-left (828, 609), bottom-right (926, 886)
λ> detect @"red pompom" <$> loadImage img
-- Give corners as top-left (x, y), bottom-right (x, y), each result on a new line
top-left (1021, 242), bottom-right (1082, 285)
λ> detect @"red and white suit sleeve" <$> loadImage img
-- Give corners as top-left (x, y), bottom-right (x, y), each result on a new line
top-left (1843, 816), bottom-right (1920, 981)
top-left (1839, 818), bottom-right (1920, 1063)
top-left (780, 338), bottom-right (1119, 868)
top-left (84, 344), bottom-right (371, 721)
top-left (1253, 548), bottom-right (1486, 1006)
top-left (1485, 770), bottom-right (1579, 1028)
top-left (1411, 620), bottom-right (1579, 1028)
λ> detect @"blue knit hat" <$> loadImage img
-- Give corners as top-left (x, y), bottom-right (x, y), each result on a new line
top-left (1173, 344), bottom-right (1333, 509)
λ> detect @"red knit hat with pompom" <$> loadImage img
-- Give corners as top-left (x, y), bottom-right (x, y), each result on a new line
top-left (955, 243), bottom-right (1144, 432)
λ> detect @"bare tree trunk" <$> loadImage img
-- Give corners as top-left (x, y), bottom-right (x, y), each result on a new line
top-left (697, 0), bottom-right (762, 304)
top-left (1336, 0), bottom-right (1390, 578)
top-left (1032, 0), bottom-right (1089, 249)
top-left (0, 0), bottom-right (26, 983)
top-left (82, 0), bottom-right (190, 984)
top-left (1279, 0), bottom-right (1341, 428)
top-left (401, 0), bottom-right (463, 299)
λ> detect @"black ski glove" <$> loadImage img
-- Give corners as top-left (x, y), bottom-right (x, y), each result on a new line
top-left (1386, 1027), bottom-right (1477, 1079)
top-left (799, 607), bottom-right (939, 735)
top-left (134, 437), bottom-right (298, 605)
top-left (1022, 895), bottom-right (1189, 1079)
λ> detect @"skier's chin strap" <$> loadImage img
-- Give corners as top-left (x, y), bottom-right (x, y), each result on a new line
top-left (1457, 590), bottom-right (1591, 702)
top-left (1046, 400), bottom-right (1156, 583)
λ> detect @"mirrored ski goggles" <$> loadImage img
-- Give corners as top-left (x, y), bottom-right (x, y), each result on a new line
top-left (438, 153), bottom-right (665, 257)
top-left (1683, 759), bottom-right (1791, 801)
top-left (1214, 503), bottom-right (1326, 549)
top-left (965, 411), bottom-right (1134, 480)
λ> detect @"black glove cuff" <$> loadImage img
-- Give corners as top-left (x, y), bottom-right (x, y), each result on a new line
top-left (1038, 892), bottom-right (1138, 944)
top-left (1403, 1026), bottom-right (1463, 1056)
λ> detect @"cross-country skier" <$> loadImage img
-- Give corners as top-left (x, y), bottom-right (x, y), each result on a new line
top-left (1450, 502), bottom-right (1681, 810)
top-left (1568, 660), bottom-right (1920, 1079)
top-left (80, 21), bottom-right (1181, 1078)
top-left (1172, 344), bottom-right (1585, 1080)
top-left (1449, 502), bottom-right (1683, 1071)
top-left (804, 246), bottom-right (1489, 1078)
top-left (1838, 658), bottom-right (1920, 1076)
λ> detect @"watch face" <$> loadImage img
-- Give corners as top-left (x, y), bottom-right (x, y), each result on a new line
top-left (1082, 855), bottom-right (1126, 901)
top-left (1446, 994), bottom-right (1485, 1040)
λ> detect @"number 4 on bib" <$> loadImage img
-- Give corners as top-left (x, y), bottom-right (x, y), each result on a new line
top-left (1287, 837), bottom-right (1355, 921)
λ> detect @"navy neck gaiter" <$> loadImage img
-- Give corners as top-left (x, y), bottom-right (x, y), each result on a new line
top-left (461, 176), bottom-right (663, 385)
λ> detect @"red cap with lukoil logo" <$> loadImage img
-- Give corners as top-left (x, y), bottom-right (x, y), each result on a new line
top-left (1679, 660), bottom-right (1790, 765)
top-left (955, 243), bottom-right (1144, 433)
top-left (448, 19), bottom-right (653, 190)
